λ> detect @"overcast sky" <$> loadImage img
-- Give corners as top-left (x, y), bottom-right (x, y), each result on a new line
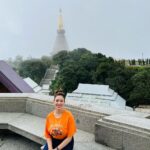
top-left (0, 0), bottom-right (150, 60)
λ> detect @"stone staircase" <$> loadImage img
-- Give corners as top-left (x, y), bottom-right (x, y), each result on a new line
top-left (39, 65), bottom-right (58, 95)
top-left (40, 65), bottom-right (58, 86)
top-left (39, 66), bottom-right (58, 95)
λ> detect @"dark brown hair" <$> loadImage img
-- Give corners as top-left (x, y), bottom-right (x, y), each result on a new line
top-left (54, 89), bottom-right (65, 100)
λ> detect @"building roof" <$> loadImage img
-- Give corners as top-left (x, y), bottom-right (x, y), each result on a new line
top-left (24, 77), bottom-right (42, 93)
top-left (73, 83), bottom-right (113, 96)
top-left (0, 60), bottom-right (34, 93)
top-left (24, 77), bottom-right (38, 89)
top-left (66, 83), bottom-right (126, 109)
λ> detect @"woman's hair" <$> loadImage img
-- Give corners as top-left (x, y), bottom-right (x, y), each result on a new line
top-left (54, 89), bottom-right (65, 100)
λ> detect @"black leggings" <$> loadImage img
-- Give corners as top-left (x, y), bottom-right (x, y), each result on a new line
top-left (43, 137), bottom-right (74, 150)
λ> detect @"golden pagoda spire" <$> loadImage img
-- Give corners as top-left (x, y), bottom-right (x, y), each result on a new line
top-left (58, 9), bottom-right (63, 30)
top-left (51, 9), bottom-right (69, 56)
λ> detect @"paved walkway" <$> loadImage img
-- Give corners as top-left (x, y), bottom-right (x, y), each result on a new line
top-left (0, 113), bottom-right (114, 150)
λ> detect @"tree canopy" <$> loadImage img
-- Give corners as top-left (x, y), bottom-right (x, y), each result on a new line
top-left (18, 56), bottom-right (52, 84)
top-left (51, 48), bottom-right (150, 107)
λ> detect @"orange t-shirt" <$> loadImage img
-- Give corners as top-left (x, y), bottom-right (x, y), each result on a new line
top-left (44, 109), bottom-right (76, 139)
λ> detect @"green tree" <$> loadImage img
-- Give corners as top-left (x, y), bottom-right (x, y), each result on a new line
top-left (127, 68), bottom-right (150, 106)
top-left (6, 55), bottom-right (23, 72)
top-left (50, 63), bottom-right (78, 94)
top-left (19, 59), bottom-right (47, 84)
top-left (51, 48), bottom-right (94, 93)
top-left (41, 56), bottom-right (52, 68)
top-left (52, 50), bottom-right (69, 66)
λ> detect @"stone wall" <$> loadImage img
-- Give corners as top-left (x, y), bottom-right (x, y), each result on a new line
top-left (0, 93), bottom-right (103, 133)
top-left (0, 96), bottom-right (26, 112)
top-left (95, 115), bottom-right (150, 150)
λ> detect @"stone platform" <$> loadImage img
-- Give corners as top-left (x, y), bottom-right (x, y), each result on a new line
top-left (0, 93), bottom-right (150, 150)
top-left (0, 113), bottom-right (114, 150)
top-left (95, 114), bottom-right (150, 150)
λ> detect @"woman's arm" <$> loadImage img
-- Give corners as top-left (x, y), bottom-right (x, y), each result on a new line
top-left (56, 137), bottom-right (72, 150)
top-left (46, 138), bottom-right (53, 150)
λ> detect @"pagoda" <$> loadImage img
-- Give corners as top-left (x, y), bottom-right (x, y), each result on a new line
top-left (51, 9), bottom-right (69, 56)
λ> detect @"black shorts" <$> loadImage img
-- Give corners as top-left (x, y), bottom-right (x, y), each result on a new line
top-left (43, 137), bottom-right (74, 150)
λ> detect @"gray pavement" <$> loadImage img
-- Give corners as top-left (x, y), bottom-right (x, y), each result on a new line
top-left (74, 129), bottom-right (113, 150)
top-left (0, 131), bottom-right (40, 150)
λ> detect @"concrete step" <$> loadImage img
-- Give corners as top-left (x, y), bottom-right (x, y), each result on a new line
top-left (40, 79), bottom-right (51, 85)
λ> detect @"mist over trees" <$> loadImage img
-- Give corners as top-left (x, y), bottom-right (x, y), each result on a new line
top-left (7, 49), bottom-right (150, 107)
top-left (7, 55), bottom-right (52, 84)
top-left (128, 59), bottom-right (150, 66)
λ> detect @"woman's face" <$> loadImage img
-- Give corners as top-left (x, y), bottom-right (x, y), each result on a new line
top-left (53, 95), bottom-right (65, 110)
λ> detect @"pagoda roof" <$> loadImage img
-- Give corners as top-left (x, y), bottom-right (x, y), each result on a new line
top-left (73, 83), bottom-right (113, 96)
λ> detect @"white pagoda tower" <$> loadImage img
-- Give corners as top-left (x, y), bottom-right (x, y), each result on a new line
top-left (51, 9), bottom-right (69, 56)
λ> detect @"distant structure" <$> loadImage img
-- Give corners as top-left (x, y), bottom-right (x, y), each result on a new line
top-left (40, 10), bottom-right (69, 94)
top-left (66, 83), bottom-right (127, 110)
top-left (0, 61), bottom-right (34, 93)
top-left (51, 9), bottom-right (69, 56)
top-left (40, 65), bottom-right (58, 95)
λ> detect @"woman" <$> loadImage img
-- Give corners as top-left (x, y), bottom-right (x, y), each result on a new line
top-left (42, 90), bottom-right (76, 150)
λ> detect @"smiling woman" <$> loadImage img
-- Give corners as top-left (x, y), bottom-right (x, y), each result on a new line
top-left (42, 90), bottom-right (76, 150)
